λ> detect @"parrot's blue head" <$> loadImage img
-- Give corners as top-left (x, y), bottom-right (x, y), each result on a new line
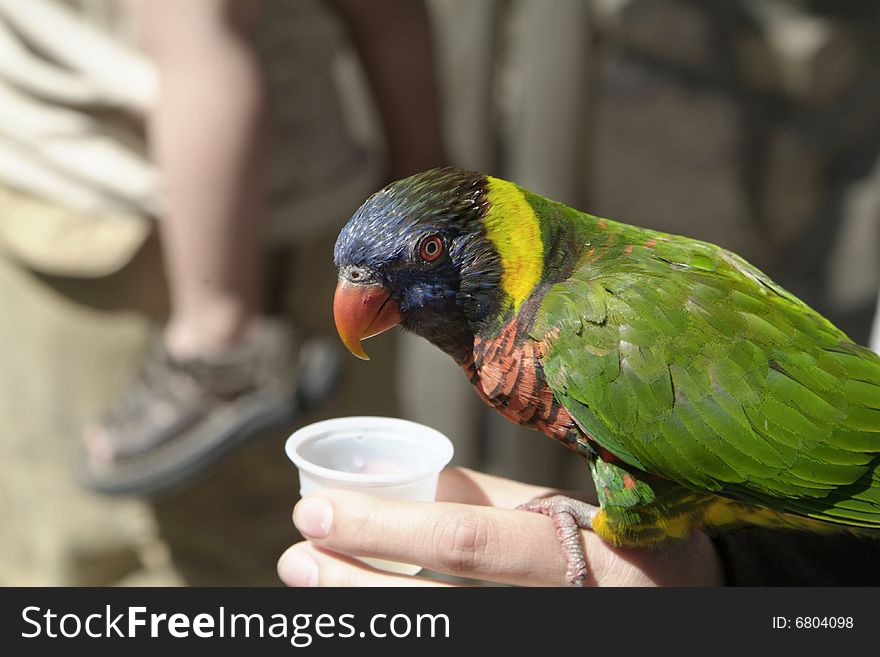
top-left (333, 167), bottom-right (503, 363)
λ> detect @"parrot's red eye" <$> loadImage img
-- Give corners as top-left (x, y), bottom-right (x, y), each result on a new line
top-left (418, 235), bottom-right (444, 262)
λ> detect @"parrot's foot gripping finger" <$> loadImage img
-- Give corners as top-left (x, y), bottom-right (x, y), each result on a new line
top-left (517, 495), bottom-right (598, 586)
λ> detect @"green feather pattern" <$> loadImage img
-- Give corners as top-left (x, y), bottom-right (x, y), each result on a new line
top-left (531, 212), bottom-right (880, 530)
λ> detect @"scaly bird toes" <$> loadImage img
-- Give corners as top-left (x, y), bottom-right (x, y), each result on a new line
top-left (517, 494), bottom-right (599, 586)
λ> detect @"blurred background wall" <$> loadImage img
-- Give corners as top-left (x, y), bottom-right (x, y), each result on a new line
top-left (1, 0), bottom-right (878, 585)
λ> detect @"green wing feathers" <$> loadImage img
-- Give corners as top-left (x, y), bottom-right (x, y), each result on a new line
top-left (533, 226), bottom-right (880, 529)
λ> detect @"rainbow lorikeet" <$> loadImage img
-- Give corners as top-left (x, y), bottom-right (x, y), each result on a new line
top-left (332, 167), bottom-right (880, 584)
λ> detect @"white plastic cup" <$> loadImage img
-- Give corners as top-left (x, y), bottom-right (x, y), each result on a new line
top-left (285, 416), bottom-right (454, 575)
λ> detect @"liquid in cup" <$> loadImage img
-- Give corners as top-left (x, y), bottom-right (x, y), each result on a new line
top-left (285, 416), bottom-right (454, 575)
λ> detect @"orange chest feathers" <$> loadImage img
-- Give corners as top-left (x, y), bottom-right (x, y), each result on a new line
top-left (460, 321), bottom-right (580, 447)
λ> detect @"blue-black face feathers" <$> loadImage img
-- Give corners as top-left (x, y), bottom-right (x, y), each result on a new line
top-left (334, 167), bottom-right (503, 361)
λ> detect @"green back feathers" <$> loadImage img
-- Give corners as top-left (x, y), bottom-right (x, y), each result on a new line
top-left (529, 205), bottom-right (880, 529)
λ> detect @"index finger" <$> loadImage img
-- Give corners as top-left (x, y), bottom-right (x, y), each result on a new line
top-left (292, 489), bottom-right (576, 586)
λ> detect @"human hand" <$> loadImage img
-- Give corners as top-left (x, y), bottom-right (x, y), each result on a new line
top-left (277, 467), bottom-right (724, 587)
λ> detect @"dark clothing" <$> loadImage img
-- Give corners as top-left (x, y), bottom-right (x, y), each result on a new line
top-left (715, 530), bottom-right (880, 585)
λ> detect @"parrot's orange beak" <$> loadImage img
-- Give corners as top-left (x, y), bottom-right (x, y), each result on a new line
top-left (333, 278), bottom-right (401, 360)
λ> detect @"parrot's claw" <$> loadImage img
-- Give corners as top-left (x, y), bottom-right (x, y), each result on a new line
top-left (517, 495), bottom-right (598, 586)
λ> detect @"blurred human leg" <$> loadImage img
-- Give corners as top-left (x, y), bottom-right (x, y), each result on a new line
top-left (132, 0), bottom-right (269, 359)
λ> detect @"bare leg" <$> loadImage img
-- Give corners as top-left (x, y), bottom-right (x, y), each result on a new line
top-left (132, 0), bottom-right (268, 359)
top-left (333, 0), bottom-right (447, 179)
top-left (80, 1), bottom-right (277, 479)
top-left (518, 495), bottom-right (599, 585)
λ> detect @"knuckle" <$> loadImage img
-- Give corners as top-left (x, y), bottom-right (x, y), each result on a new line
top-left (347, 511), bottom-right (380, 553)
top-left (433, 511), bottom-right (496, 573)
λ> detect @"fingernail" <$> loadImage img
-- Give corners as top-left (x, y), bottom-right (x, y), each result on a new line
top-left (278, 549), bottom-right (318, 587)
top-left (294, 497), bottom-right (333, 539)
